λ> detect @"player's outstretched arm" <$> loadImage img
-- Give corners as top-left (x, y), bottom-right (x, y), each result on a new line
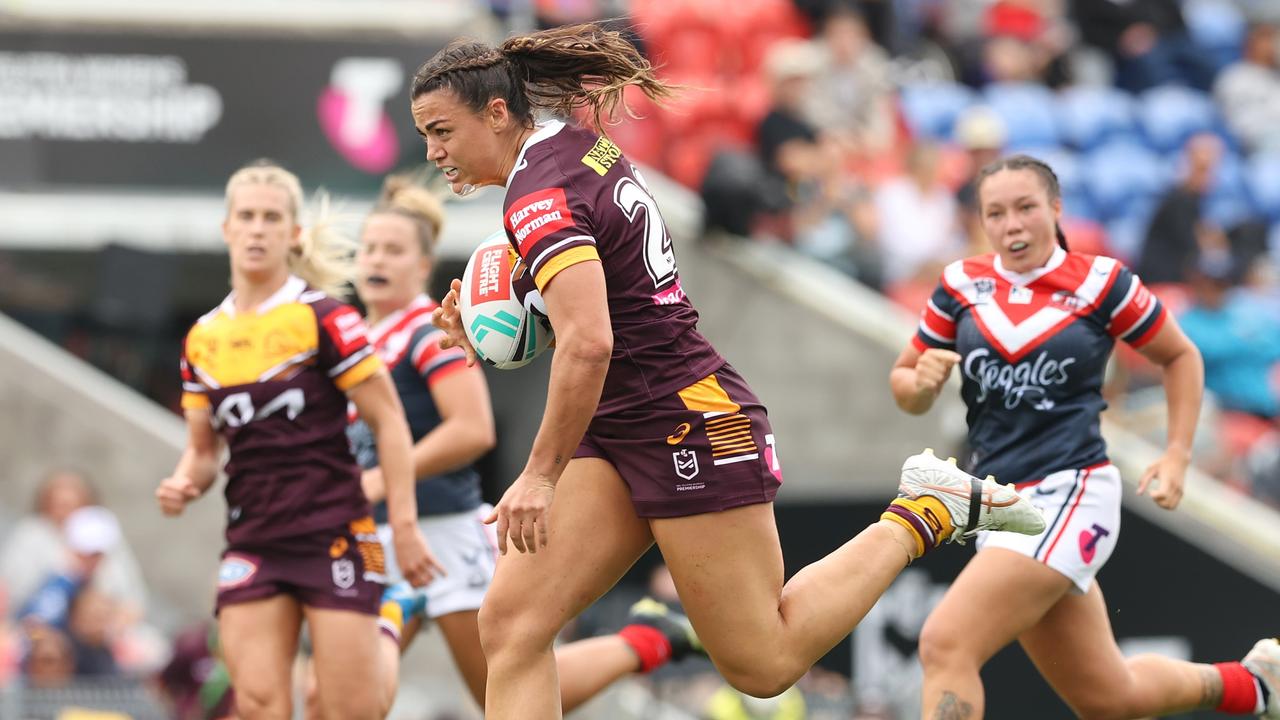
top-left (890, 345), bottom-right (963, 415)
top-left (1135, 316), bottom-right (1204, 509)
top-left (156, 409), bottom-right (221, 516)
top-left (486, 260), bottom-right (611, 556)
top-left (349, 369), bottom-right (446, 586)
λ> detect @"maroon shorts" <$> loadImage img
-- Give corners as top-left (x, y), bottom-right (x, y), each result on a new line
top-left (576, 364), bottom-right (783, 517)
top-left (215, 516), bottom-right (386, 615)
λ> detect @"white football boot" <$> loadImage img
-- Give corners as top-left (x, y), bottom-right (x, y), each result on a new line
top-left (1242, 637), bottom-right (1280, 719)
top-left (898, 448), bottom-right (1047, 544)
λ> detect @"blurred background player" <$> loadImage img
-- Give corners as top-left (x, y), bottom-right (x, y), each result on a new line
top-left (323, 173), bottom-right (733, 715)
top-left (154, 160), bottom-right (442, 720)
top-left (417, 23), bottom-right (1044, 720)
top-left (890, 154), bottom-right (1280, 719)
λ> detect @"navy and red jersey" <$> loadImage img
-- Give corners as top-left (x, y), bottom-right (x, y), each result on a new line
top-left (346, 294), bottom-right (482, 520)
top-left (501, 120), bottom-right (725, 415)
top-left (913, 248), bottom-right (1167, 485)
top-left (180, 276), bottom-right (382, 546)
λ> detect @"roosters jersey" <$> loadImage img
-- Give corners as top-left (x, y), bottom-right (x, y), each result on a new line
top-left (180, 276), bottom-right (382, 545)
top-left (346, 294), bottom-right (481, 520)
top-left (502, 120), bottom-right (725, 415)
top-left (913, 248), bottom-right (1167, 485)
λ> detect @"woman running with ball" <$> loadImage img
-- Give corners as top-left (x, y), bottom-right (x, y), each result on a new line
top-left (418, 23), bottom-right (1045, 719)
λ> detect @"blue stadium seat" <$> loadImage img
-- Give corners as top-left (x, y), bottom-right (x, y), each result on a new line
top-left (899, 83), bottom-right (978, 140)
top-left (1008, 145), bottom-right (1088, 207)
top-left (1184, 0), bottom-right (1246, 69)
top-left (983, 83), bottom-right (1060, 148)
top-left (1057, 86), bottom-right (1139, 151)
top-left (1137, 85), bottom-right (1219, 153)
top-left (1246, 151), bottom-right (1280, 222)
top-left (1082, 141), bottom-right (1171, 221)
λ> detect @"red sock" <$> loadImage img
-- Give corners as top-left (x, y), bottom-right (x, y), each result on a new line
top-left (1215, 662), bottom-right (1262, 714)
top-left (618, 625), bottom-right (672, 673)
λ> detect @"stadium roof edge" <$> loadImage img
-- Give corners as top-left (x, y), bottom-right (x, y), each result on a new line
top-left (0, 0), bottom-right (490, 36)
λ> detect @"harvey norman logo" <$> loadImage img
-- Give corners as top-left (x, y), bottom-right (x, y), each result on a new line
top-left (506, 188), bottom-right (575, 255)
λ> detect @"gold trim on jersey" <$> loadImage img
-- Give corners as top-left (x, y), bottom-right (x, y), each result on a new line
top-left (533, 245), bottom-right (601, 291)
top-left (332, 354), bottom-right (380, 391)
top-left (185, 303), bottom-right (320, 388)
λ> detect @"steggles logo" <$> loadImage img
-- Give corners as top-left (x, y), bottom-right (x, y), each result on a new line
top-left (963, 348), bottom-right (1076, 410)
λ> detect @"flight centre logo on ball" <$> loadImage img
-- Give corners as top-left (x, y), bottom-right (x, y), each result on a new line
top-left (318, 58), bottom-right (402, 174)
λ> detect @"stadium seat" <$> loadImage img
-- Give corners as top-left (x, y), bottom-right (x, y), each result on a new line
top-left (983, 83), bottom-right (1060, 148)
top-left (1247, 151), bottom-right (1280, 222)
top-left (1056, 85), bottom-right (1139, 151)
top-left (1137, 85), bottom-right (1219, 153)
top-left (898, 83), bottom-right (978, 140)
top-left (1082, 141), bottom-right (1171, 221)
top-left (1103, 213), bottom-right (1151, 264)
top-left (1184, 0), bottom-right (1246, 69)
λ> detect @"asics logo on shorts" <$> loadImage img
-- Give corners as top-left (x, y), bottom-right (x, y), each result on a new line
top-left (667, 423), bottom-right (692, 445)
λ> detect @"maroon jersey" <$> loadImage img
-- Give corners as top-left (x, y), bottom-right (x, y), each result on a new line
top-left (502, 121), bottom-right (724, 414)
top-left (180, 276), bottom-right (383, 545)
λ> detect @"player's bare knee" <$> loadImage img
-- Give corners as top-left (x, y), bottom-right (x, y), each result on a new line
top-left (718, 655), bottom-right (800, 700)
top-left (721, 668), bottom-right (797, 700)
top-left (477, 599), bottom-right (556, 661)
top-left (233, 685), bottom-right (291, 720)
top-left (917, 616), bottom-right (968, 672)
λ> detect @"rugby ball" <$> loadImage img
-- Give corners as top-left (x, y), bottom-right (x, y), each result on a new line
top-left (459, 233), bottom-right (554, 370)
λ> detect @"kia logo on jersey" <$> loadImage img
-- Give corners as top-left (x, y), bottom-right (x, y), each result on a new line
top-left (317, 58), bottom-right (402, 174)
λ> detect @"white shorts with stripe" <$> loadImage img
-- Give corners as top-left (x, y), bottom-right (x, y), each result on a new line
top-left (975, 463), bottom-right (1121, 594)
top-left (377, 504), bottom-right (499, 619)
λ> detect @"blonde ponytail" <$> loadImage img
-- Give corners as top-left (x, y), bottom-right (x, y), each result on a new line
top-left (293, 190), bottom-right (358, 298)
top-left (225, 160), bottom-right (357, 298)
top-left (373, 172), bottom-right (447, 256)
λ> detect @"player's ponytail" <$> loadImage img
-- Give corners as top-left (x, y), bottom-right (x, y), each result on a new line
top-left (975, 154), bottom-right (1070, 251)
top-left (373, 172), bottom-right (446, 257)
top-left (293, 191), bottom-right (358, 298)
top-left (411, 23), bottom-right (672, 131)
top-left (225, 160), bottom-right (357, 298)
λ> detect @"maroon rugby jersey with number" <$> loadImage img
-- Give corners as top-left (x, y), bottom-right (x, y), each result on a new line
top-left (502, 120), bottom-right (724, 414)
top-left (179, 276), bottom-right (382, 545)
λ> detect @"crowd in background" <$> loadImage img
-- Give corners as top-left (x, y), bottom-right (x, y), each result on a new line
top-left (4, 1), bottom-right (1280, 718)
top-left (560, 0), bottom-right (1280, 510)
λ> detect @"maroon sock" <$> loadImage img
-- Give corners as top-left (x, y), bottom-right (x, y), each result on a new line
top-left (1215, 662), bottom-right (1261, 714)
top-left (618, 625), bottom-right (672, 673)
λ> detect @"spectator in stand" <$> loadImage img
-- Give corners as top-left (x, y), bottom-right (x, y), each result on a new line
top-left (872, 141), bottom-right (966, 290)
top-left (1136, 132), bottom-right (1225, 285)
top-left (1214, 18), bottom-right (1280, 154)
top-left (757, 39), bottom-right (881, 284)
top-left (17, 506), bottom-right (120, 628)
top-left (22, 626), bottom-right (75, 689)
top-left (976, 0), bottom-right (1072, 86)
top-left (805, 4), bottom-right (897, 157)
top-left (1073, 0), bottom-right (1217, 92)
top-left (0, 469), bottom-right (147, 623)
top-left (1178, 252), bottom-right (1280, 420)
top-left (953, 106), bottom-right (1008, 252)
top-left (157, 621), bottom-right (235, 720)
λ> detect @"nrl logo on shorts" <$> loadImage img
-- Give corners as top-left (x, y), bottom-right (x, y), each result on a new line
top-left (672, 448), bottom-right (699, 481)
top-left (331, 559), bottom-right (356, 590)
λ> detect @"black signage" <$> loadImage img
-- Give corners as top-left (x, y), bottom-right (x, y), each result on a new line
top-left (0, 30), bottom-right (452, 192)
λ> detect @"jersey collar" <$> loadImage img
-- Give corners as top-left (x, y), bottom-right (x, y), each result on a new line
top-left (993, 245), bottom-right (1067, 286)
top-left (367, 293), bottom-right (434, 345)
top-left (505, 119), bottom-right (566, 187)
top-left (219, 274), bottom-right (307, 317)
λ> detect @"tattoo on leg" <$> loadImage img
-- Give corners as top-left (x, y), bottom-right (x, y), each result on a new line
top-left (1197, 665), bottom-right (1223, 708)
top-left (933, 691), bottom-right (975, 720)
